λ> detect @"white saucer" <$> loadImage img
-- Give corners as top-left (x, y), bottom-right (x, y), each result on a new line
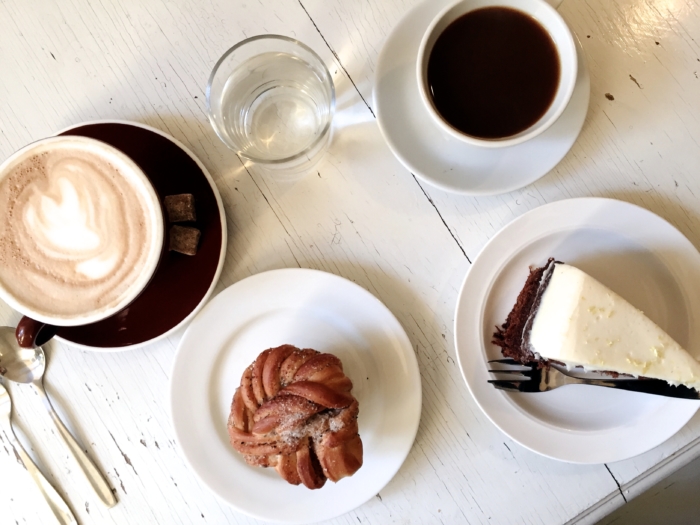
top-left (454, 198), bottom-right (700, 463)
top-left (374, 0), bottom-right (591, 196)
top-left (170, 269), bottom-right (422, 523)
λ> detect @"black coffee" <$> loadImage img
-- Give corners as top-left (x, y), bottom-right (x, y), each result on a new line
top-left (427, 7), bottom-right (561, 139)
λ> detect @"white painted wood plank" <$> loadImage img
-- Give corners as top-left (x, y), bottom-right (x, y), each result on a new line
top-left (236, 103), bottom-right (620, 525)
top-left (299, 0), bottom-right (700, 259)
top-left (301, 0), bottom-right (700, 518)
top-left (0, 0), bottom-right (684, 524)
top-left (597, 451), bottom-right (700, 525)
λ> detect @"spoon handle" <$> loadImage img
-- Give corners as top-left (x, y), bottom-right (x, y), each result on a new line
top-left (2, 423), bottom-right (78, 525)
top-left (33, 381), bottom-right (118, 508)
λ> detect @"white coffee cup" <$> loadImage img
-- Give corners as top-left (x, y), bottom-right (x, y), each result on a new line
top-left (417, 0), bottom-right (577, 148)
top-left (0, 136), bottom-right (165, 344)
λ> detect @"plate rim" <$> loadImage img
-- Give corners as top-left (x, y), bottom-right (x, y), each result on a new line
top-left (453, 197), bottom-right (700, 463)
top-left (373, 0), bottom-right (591, 196)
top-left (52, 119), bottom-right (228, 352)
top-left (169, 267), bottom-right (422, 523)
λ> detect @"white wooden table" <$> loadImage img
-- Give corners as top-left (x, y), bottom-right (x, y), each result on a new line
top-left (1, 0), bottom-right (699, 523)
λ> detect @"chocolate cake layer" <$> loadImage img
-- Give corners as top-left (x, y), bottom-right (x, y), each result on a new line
top-left (492, 258), bottom-right (555, 364)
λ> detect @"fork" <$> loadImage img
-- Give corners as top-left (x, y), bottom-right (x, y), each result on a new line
top-left (488, 359), bottom-right (700, 399)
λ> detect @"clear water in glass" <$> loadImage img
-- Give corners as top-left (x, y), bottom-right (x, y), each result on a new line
top-left (217, 52), bottom-right (331, 162)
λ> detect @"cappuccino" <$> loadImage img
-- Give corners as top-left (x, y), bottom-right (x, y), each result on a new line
top-left (0, 137), bottom-right (163, 323)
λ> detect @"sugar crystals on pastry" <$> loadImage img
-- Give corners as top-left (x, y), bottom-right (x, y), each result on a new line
top-left (227, 344), bottom-right (363, 489)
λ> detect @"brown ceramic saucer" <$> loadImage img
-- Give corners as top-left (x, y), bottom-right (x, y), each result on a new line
top-left (55, 121), bottom-right (227, 350)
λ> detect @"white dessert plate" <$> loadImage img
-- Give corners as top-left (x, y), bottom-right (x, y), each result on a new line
top-left (455, 198), bottom-right (700, 464)
top-left (374, 0), bottom-right (590, 196)
top-left (170, 269), bottom-right (422, 523)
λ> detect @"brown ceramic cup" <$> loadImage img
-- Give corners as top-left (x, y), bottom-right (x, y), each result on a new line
top-left (0, 136), bottom-right (166, 348)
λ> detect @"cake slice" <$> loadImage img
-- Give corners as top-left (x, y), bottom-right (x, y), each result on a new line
top-left (493, 259), bottom-right (700, 390)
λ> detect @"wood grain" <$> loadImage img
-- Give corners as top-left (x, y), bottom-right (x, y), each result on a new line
top-left (1, 0), bottom-right (699, 523)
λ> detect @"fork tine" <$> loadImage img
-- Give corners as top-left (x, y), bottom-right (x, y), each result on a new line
top-left (487, 369), bottom-right (534, 376)
top-left (488, 380), bottom-right (527, 391)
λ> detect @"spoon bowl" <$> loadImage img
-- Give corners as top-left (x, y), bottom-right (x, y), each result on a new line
top-left (0, 326), bottom-right (46, 383)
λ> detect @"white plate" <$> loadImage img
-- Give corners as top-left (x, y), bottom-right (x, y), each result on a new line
top-left (170, 269), bottom-right (422, 523)
top-left (374, 0), bottom-right (591, 196)
top-left (454, 198), bottom-right (700, 463)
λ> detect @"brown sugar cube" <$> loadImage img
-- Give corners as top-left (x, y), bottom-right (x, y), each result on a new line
top-left (164, 194), bottom-right (196, 222)
top-left (169, 225), bottom-right (200, 255)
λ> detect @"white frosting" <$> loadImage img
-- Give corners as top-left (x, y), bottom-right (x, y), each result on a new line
top-left (530, 264), bottom-right (700, 390)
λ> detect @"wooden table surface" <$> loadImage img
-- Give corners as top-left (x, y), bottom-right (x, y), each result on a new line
top-left (1, 0), bottom-right (700, 523)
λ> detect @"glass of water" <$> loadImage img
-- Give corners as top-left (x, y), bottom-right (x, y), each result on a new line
top-left (207, 35), bottom-right (335, 173)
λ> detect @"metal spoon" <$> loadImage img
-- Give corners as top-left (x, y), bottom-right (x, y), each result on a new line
top-left (0, 380), bottom-right (77, 524)
top-left (0, 327), bottom-right (117, 508)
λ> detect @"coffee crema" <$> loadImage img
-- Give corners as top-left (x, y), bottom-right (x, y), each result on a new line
top-left (427, 7), bottom-right (561, 139)
top-left (0, 144), bottom-right (157, 319)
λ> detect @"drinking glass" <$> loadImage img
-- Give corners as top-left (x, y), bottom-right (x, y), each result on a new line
top-left (207, 35), bottom-right (335, 173)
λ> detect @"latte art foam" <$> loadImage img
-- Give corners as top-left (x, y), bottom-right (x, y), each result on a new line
top-left (0, 144), bottom-right (158, 320)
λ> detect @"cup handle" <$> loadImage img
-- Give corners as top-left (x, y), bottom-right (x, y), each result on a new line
top-left (16, 317), bottom-right (59, 348)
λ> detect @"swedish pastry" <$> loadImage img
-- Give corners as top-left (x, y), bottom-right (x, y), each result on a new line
top-left (227, 345), bottom-right (363, 489)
